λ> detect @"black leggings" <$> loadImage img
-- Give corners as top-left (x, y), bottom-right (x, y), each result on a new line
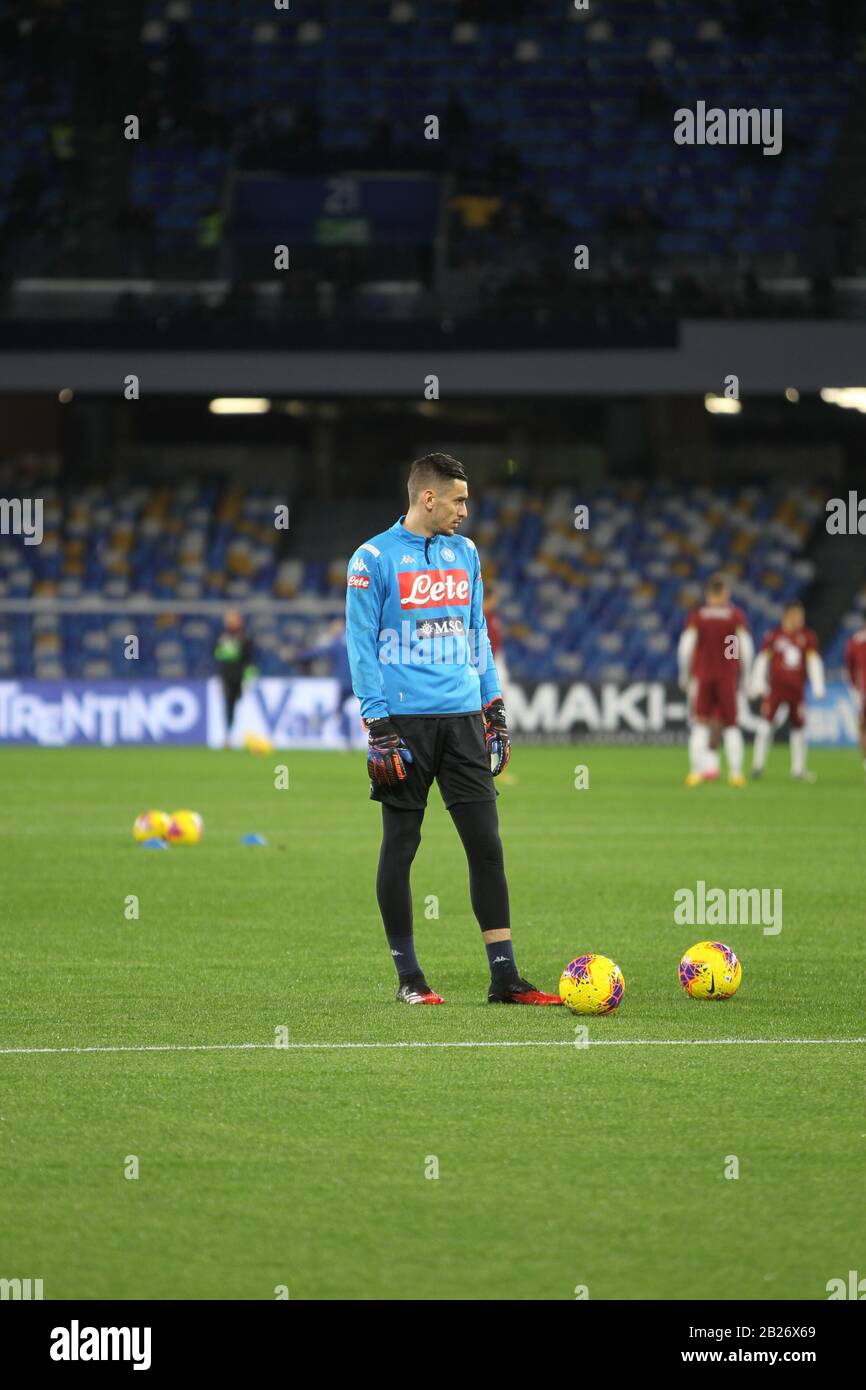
top-left (376, 799), bottom-right (510, 939)
top-left (223, 681), bottom-right (242, 731)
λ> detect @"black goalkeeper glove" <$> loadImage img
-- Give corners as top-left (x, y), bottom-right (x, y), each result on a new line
top-left (364, 717), bottom-right (414, 788)
top-left (482, 697), bottom-right (511, 777)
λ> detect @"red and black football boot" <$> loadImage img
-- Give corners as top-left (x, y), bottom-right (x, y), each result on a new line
top-left (396, 977), bottom-right (445, 1005)
top-left (488, 976), bottom-right (562, 1005)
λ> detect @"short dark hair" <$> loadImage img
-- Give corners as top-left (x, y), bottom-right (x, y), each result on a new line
top-left (407, 452), bottom-right (467, 502)
top-left (706, 572), bottom-right (729, 596)
top-left (783, 598), bottom-right (804, 613)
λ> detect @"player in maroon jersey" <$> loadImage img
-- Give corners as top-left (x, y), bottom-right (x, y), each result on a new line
top-left (844, 619), bottom-right (866, 773)
top-left (750, 601), bottom-right (825, 781)
top-left (677, 574), bottom-right (753, 788)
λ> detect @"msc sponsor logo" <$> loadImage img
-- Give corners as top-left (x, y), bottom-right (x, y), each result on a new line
top-left (347, 574), bottom-right (370, 589)
top-left (399, 568), bottom-right (470, 608)
top-left (416, 616), bottom-right (466, 638)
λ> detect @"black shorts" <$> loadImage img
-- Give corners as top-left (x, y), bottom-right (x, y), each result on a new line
top-left (370, 711), bottom-right (497, 811)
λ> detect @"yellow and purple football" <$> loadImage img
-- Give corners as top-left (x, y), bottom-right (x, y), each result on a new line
top-left (166, 810), bottom-right (204, 846)
top-left (679, 941), bottom-right (742, 1000)
top-left (559, 954), bottom-right (625, 1015)
top-left (133, 809), bottom-right (170, 842)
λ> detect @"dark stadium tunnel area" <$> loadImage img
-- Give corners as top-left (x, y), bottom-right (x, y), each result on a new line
top-left (4, 389), bottom-right (866, 486)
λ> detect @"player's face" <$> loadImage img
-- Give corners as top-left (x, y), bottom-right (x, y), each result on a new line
top-left (432, 482), bottom-right (469, 536)
top-left (707, 587), bottom-right (729, 606)
top-left (783, 607), bottom-right (804, 633)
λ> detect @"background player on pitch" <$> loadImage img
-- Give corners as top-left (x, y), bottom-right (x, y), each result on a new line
top-left (214, 609), bottom-right (257, 748)
top-left (677, 574), bottom-right (753, 788)
top-left (295, 617), bottom-right (357, 749)
top-left (844, 617), bottom-right (866, 776)
top-left (345, 452), bottom-right (560, 1006)
top-left (750, 601), bottom-right (825, 781)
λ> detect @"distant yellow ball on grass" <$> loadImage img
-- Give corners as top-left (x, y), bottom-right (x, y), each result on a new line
top-left (166, 810), bottom-right (204, 845)
top-left (133, 809), bottom-right (171, 842)
top-left (243, 732), bottom-right (273, 755)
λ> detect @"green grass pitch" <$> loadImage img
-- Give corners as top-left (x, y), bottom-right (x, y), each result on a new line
top-left (1, 744), bottom-right (864, 1301)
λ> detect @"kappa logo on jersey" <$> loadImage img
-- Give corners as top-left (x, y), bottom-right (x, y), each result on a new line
top-left (347, 574), bottom-right (370, 589)
top-left (398, 567), bottom-right (471, 608)
top-left (400, 554), bottom-right (416, 565)
top-left (351, 556), bottom-right (369, 573)
top-left (416, 616), bottom-right (466, 638)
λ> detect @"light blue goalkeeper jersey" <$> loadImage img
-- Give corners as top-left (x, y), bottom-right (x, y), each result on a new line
top-left (345, 515), bottom-right (502, 721)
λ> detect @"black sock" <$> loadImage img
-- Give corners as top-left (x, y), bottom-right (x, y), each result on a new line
top-left (390, 940), bottom-right (422, 982)
top-left (485, 938), bottom-right (518, 986)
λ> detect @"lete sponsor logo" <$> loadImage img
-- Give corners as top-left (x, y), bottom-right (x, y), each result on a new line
top-left (347, 574), bottom-right (370, 589)
top-left (398, 568), bottom-right (470, 608)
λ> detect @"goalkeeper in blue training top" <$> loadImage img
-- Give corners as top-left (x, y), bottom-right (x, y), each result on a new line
top-left (345, 452), bottom-right (561, 1006)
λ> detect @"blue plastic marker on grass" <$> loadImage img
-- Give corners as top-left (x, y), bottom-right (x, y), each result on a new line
top-left (240, 833), bottom-right (268, 846)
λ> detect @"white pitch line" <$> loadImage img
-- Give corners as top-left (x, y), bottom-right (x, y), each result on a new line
top-left (0, 1038), bottom-right (865, 1056)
